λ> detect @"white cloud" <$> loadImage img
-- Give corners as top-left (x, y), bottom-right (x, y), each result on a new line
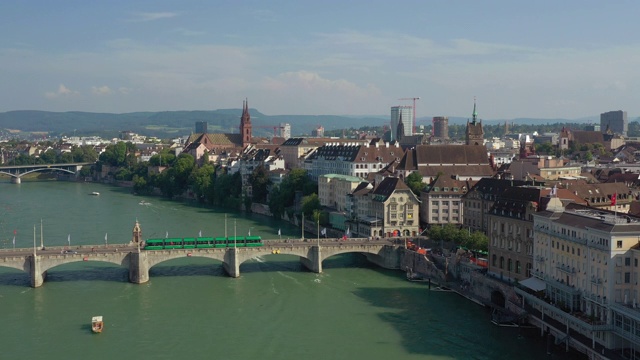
top-left (127, 12), bottom-right (179, 22)
top-left (44, 84), bottom-right (77, 99)
top-left (168, 28), bottom-right (205, 37)
top-left (91, 85), bottom-right (112, 96)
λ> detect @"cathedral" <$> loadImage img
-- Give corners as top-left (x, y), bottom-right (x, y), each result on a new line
top-left (183, 100), bottom-right (253, 163)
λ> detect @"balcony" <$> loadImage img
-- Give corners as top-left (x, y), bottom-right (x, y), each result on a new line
top-left (534, 255), bottom-right (546, 263)
top-left (590, 276), bottom-right (603, 285)
top-left (556, 264), bottom-right (576, 274)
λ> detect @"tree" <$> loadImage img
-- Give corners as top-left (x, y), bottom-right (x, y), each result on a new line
top-left (301, 193), bottom-right (321, 217)
top-left (249, 164), bottom-right (271, 203)
top-left (405, 171), bottom-right (426, 195)
top-left (268, 184), bottom-right (285, 218)
top-left (189, 163), bottom-right (216, 202)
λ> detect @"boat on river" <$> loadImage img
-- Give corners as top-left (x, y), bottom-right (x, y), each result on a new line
top-left (90, 192), bottom-right (100, 196)
top-left (91, 316), bottom-right (104, 333)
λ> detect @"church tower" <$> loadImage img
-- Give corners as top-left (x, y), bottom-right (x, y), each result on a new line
top-left (396, 113), bottom-right (405, 143)
top-left (466, 98), bottom-right (484, 145)
top-left (239, 99), bottom-right (252, 147)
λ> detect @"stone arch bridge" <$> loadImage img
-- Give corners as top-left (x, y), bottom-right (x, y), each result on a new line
top-left (0, 239), bottom-right (402, 287)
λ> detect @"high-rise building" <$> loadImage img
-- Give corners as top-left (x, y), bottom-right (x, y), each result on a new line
top-left (432, 116), bottom-right (449, 140)
top-left (600, 110), bottom-right (627, 136)
top-left (195, 121), bottom-right (208, 134)
top-left (311, 125), bottom-right (324, 138)
top-left (279, 123), bottom-right (291, 139)
top-left (391, 106), bottom-right (413, 141)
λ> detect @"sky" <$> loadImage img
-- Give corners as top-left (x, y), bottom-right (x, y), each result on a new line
top-left (0, 0), bottom-right (638, 120)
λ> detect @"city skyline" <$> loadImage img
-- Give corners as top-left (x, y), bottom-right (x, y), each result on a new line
top-left (1, 1), bottom-right (638, 119)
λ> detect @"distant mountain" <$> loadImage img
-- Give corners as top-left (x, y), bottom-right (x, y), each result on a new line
top-left (0, 110), bottom-right (387, 139)
top-left (0, 109), bottom-right (627, 139)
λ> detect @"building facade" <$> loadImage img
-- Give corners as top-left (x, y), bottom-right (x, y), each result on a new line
top-left (516, 201), bottom-right (640, 356)
top-left (391, 106), bottom-right (413, 141)
top-left (433, 116), bottom-right (449, 140)
top-left (601, 110), bottom-right (628, 136)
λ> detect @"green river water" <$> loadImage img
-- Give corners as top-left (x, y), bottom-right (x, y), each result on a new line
top-left (0, 181), bottom-right (578, 359)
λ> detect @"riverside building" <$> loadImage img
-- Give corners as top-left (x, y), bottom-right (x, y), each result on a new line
top-left (516, 199), bottom-right (640, 357)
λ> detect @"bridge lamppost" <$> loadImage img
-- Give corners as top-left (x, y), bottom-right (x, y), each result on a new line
top-left (234, 219), bottom-right (237, 248)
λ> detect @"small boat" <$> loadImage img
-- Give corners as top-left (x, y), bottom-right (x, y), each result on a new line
top-left (92, 316), bottom-right (104, 333)
top-left (90, 192), bottom-right (100, 196)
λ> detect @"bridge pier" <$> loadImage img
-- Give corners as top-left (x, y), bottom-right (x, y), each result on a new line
top-left (224, 248), bottom-right (240, 278)
top-left (11, 177), bottom-right (21, 184)
top-left (29, 255), bottom-right (46, 288)
top-left (128, 251), bottom-right (149, 284)
top-left (300, 246), bottom-right (322, 273)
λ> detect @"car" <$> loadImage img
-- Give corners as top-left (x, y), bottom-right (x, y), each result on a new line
top-left (63, 250), bottom-right (78, 255)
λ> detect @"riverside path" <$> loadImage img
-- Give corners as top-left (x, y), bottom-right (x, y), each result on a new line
top-left (0, 238), bottom-right (403, 288)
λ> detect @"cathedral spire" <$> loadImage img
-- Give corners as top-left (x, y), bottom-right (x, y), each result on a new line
top-left (396, 113), bottom-right (405, 142)
top-left (239, 98), bottom-right (252, 147)
top-left (472, 96), bottom-right (478, 124)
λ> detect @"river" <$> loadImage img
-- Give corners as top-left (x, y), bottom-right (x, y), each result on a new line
top-left (0, 181), bottom-right (580, 359)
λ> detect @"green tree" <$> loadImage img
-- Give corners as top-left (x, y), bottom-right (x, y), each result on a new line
top-left (301, 193), bottom-right (321, 217)
top-left (249, 164), bottom-right (271, 203)
top-left (406, 171), bottom-right (426, 195)
top-left (268, 184), bottom-right (285, 218)
top-left (189, 164), bottom-right (216, 203)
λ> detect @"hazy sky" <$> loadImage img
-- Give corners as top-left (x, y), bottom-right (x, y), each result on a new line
top-left (1, 1), bottom-right (638, 120)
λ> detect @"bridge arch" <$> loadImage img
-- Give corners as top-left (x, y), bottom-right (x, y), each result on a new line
top-left (39, 255), bottom-right (129, 274)
top-left (19, 167), bottom-right (77, 177)
top-left (145, 250), bottom-right (227, 270)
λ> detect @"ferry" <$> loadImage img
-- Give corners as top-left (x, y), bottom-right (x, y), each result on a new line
top-left (91, 316), bottom-right (104, 333)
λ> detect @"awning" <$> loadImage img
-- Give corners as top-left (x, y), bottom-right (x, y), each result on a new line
top-left (520, 277), bottom-right (546, 292)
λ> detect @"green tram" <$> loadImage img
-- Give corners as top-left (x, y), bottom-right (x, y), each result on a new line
top-left (144, 236), bottom-right (263, 250)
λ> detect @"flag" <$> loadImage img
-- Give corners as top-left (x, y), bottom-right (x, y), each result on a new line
top-left (12, 236), bottom-right (15, 246)
top-left (611, 193), bottom-right (617, 206)
top-left (345, 227), bottom-right (350, 237)
top-left (550, 185), bottom-right (557, 196)
top-left (278, 228), bottom-right (281, 236)
top-left (199, 230), bottom-right (202, 237)
top-left (165, 231), bottom-right (168, 238)
top-left (321, 228), bottom-right (327, 236)
top-left (67, 234), bottom-right (71, 245)
top-left (105, 233), bottom-right (108, 241)
top-left (248, 229), bottom-right (251, 236)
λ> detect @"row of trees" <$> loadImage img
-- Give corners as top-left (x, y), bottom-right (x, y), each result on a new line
top-left (97, 143), bottom-right (319, 215)
top-left (428, 224), bottom-right (489, 252)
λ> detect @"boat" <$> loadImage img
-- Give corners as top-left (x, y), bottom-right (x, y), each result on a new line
top-left (91, 316), bottom-right (104, 333)
top-left (90, 192), bottom-right (100, 196)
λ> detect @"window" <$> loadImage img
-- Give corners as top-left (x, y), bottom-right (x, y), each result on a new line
top-left (617, 240), bottom-right (623, 249)
top-left (625, 257), bottom-right (631, 266)
top-left (625, 272), bottom-right (631, 284)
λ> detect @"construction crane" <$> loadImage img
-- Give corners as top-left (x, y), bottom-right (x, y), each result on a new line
top-left (398, 97), bottom-right (420, 134)
top-left (253, 125), bottom-right (283, 137)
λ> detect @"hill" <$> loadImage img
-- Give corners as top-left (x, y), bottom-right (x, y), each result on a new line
top-left (0, 110), bottom-right (386, 139)
top-left (0, 110), bottom-right (631, 139)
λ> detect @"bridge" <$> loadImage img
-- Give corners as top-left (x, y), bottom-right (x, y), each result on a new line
top-left (0, 162), bottom-right (94, 183)
top-left (0, 238), bottom-right (403, 287)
